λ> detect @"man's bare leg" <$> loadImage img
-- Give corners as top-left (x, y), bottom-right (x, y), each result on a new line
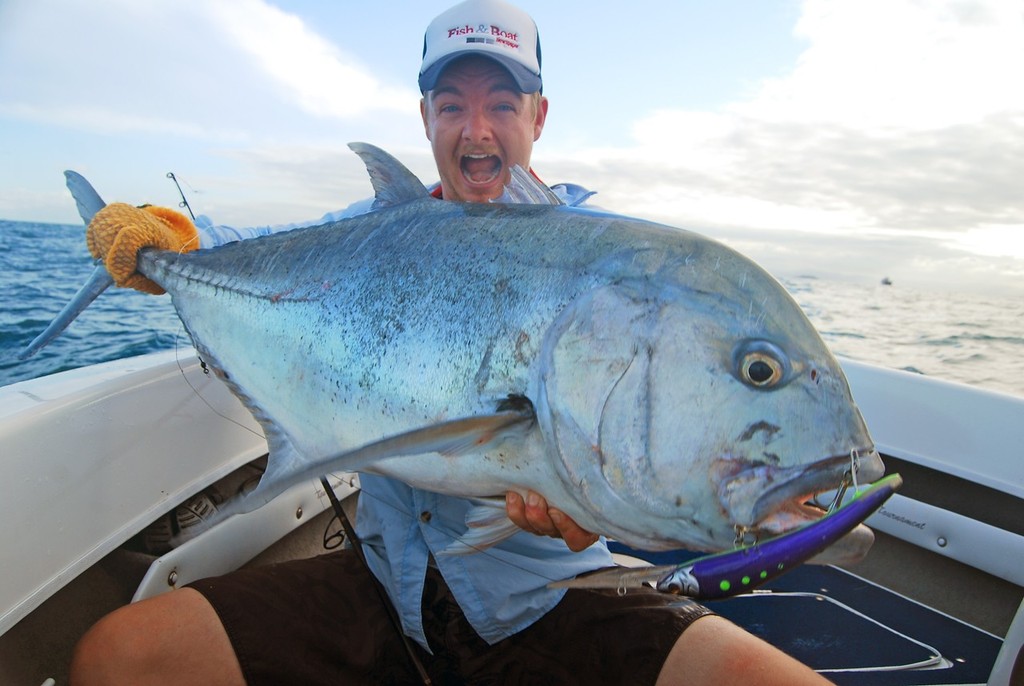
top-left (69, 588), bottom-right (244, 686)
top-left (656, 615), bottom-right (833, 686)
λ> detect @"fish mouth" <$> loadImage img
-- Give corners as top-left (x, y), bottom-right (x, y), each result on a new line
top-left (460, 153), bottom-right (503, 186)
top-left (716, 448), bottom-right (885, 562)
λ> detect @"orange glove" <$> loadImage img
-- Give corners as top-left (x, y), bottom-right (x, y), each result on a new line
top-left (87, 204), bottom-right (200, 294)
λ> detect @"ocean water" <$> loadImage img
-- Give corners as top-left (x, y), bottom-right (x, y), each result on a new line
top-left (1, 219), bottom-right (1022, 397)
top-left (783, 276), bottom-right (1023, 397)
top-left (1, 220), bottom-right (184, 387)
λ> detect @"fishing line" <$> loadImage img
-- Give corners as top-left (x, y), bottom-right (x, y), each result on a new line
top-left (849, 448), bottom-right (862, 491)
top-left (165, 339), bottom-right (574, 585)
top-left (166, 342), bottom-right (570, 584)
top-left (334, 481), bottom-right (582, 585)
top-left (167, 172), bottom-right (197, 222)
top-left (171, 333), bottom-right (265, 440)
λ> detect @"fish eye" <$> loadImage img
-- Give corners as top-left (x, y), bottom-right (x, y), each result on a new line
top-left (733, 341), bottom-right (789, 389)
top-left (742, 352), bottom-right (783, 387)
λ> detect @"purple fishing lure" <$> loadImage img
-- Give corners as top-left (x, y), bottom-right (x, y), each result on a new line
top-left (552, 473), bottom-right (902, 600)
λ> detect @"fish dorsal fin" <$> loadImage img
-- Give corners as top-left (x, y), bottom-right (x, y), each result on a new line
top-left (348, 142), bottom-right (431, 209)
top-left (494, 165), bottom-right (564, 206)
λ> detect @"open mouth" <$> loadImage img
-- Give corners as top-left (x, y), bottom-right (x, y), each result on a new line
top-left (717, 449), bottom-right (885, 534)
top-left (461, 153), bottom-right (502, 185)
top-left (715, 449), bottom-right (885, 565)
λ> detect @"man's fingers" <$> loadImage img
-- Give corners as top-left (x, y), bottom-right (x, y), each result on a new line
top-left (523, 491), bottom-right (560, 536)
top-left (505, 492), bottom-right (535, 533)
top-left (506, 491), bottom-right (556, 535)
top-left (506, 491), bottom-right (600, 551)
top-left (549, 508), bottom-right (600, 552)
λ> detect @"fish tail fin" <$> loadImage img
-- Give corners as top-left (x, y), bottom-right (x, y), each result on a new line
top-left (18, 171), bottom-right (112, 359)
top-left (18, 264), bottom-right (114, 359)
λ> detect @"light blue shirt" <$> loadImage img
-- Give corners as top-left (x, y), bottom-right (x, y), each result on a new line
top-left (197, 181), bottom-right (613, 650)
top-left (357, 475), bottom-right (612, 648)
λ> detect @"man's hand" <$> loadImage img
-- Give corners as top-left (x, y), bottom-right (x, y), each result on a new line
top-left (87, 203), bottom-right (200, 294)
top-left (506, 491), bottom-right (600, 552)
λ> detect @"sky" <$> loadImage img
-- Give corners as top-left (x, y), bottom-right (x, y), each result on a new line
top-left (1, 0), bottom-right (1022, 296)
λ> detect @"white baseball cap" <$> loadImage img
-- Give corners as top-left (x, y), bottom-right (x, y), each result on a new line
top-left (419, 0), bottom-right (542, 94)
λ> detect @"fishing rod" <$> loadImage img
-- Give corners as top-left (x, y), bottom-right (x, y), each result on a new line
top-left (166, 172), bottom-right (196, 222)
top-left (319, 476), bottom-right (434, 685)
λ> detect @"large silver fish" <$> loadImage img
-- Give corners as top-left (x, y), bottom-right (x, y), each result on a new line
top-left (25, 143), bottom-right (884, 562)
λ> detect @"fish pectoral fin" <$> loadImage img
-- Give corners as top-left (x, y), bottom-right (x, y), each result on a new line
top-left (349, 401), bottom-right (536, 467)
top-left (442, 497), bottom-right (522, 555)
top-left (189, 402), bottom-right (537, 539)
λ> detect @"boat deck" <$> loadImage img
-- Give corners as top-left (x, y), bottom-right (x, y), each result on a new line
top-left (1, 488), bottom-right (1020, 686)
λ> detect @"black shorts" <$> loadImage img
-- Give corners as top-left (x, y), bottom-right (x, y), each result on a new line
top-left (188, 549), bottom-right (714, 686)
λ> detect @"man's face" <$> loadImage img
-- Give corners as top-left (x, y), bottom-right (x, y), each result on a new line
top-left (421, 56), bottom-right (548, 203)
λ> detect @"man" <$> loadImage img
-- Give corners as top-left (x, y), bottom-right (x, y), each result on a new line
top-left (71, 2), bottom-right (833, 684)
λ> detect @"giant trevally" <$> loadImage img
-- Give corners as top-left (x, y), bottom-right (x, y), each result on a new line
top-left (21, 143), bottom-right (885, 565)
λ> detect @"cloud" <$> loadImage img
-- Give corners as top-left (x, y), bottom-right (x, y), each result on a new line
top-left (754, 0), bottom-right (1024, 128)
top-left (946, 224), bottom-right (1024, 259)
top-left (0, 102), bottom-right (236, 140)
top-left (0, 0), bottom-right (417, 141)
top-left (3, 0), bottom-right (1019, 292)
top-left (539, 0), bottom-right (1024, 270)
top-left (201, 0), bottom-right (417, 119)
top-left (175, 142), bottom-right (439, 228)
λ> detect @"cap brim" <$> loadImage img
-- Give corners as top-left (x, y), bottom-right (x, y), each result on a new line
top-left (419, 52), bottom-right (542, 94)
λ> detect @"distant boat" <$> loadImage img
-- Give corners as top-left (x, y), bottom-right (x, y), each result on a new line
top-left (881, 277), bottom-right (893, 286)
